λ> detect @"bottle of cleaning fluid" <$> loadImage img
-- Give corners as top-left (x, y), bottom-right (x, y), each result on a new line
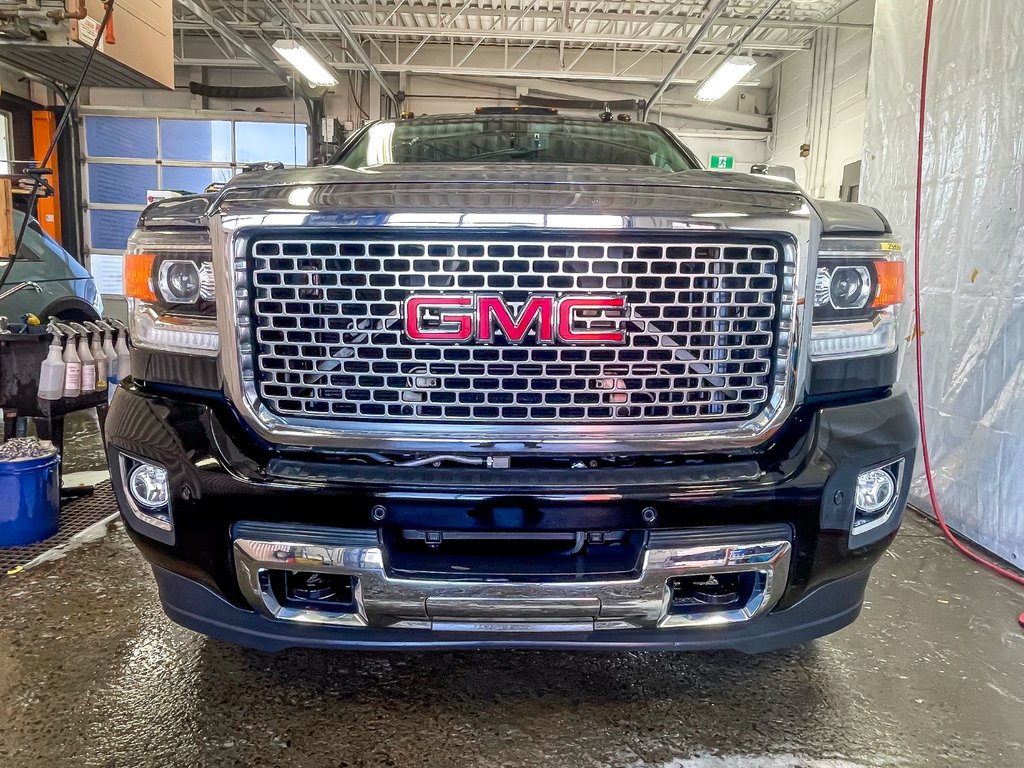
top-left (115, 327), bottom-right (131, 381)
top-left (77, 331), bottom-right (96, 392)
top-left (62, 335), bottom-right (82, 398)
top-left (89, 326), bottom-right (107, 392)
top-left (103, 327), bottom-right (119, 404)
top-left (38, 337), bottom-right (66, 400)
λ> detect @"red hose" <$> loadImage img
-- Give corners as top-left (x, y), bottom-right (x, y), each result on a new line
top-left (912, 0), bottom-right (1024, 625)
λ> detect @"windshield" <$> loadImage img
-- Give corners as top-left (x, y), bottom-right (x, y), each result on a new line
top-left (338, 117), bottom-right (697, 171)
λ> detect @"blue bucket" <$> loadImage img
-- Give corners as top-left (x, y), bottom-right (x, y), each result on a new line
top-left (0, 453), bottom-right (60, 547)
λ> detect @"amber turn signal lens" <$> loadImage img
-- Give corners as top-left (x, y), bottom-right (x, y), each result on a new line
top-left (872, 260), bottom-right (905, 308)
top-left (124, 252), bottom-right (157, 303)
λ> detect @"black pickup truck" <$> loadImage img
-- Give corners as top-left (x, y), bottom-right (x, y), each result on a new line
top-left (105, 111), bottom-right (916, 652)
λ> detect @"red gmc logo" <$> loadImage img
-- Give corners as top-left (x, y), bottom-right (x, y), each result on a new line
top-left (404, 295), bottom-right (627, 344)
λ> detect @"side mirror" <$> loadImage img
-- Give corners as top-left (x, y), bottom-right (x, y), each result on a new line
top-left (750, 163), bottom-right (797, 183)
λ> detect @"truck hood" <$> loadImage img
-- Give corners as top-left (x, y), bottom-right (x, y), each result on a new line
top-left (220, 163), bottom-right (803, 196)
top-left (208, 163), bottom-right (810, 233)
top-left (140, 164), bottom-right (890, 236)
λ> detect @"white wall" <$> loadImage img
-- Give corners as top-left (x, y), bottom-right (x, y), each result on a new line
top-left (820, 2), bottom-right (874, 199)
top-left (861, 0), bottom-right (1024, 566)
top-left (771, 0), bottom-right (874, 198)
top-left (772, 50), bottom-right (812, 185)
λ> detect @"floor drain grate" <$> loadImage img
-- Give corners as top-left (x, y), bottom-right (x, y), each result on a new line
top-left (0, 481), bottom-right (119, 578)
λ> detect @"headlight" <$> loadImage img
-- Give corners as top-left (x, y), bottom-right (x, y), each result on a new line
top-left (811, 237), bottom-right (905, 360)
top-left (124, 230), bottom-right (218, 356)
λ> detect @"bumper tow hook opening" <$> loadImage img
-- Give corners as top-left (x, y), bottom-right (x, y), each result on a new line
top-left (669, 572), bottom-right (758, 615)
top-left (269, 570), bottom-right (356, 611)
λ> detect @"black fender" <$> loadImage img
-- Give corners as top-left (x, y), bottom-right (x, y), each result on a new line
top-left (39, 296), bottom-right (100, 322)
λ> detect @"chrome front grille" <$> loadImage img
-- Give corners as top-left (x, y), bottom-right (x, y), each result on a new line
top-left (246, 238), bottom-right (782, 424)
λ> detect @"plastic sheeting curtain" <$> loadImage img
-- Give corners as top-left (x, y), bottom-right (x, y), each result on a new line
top-left (861, 0), bottom-right (1024, 564)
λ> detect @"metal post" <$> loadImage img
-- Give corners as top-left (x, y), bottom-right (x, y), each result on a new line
top-left (644, 0), bottom-right (730, 121)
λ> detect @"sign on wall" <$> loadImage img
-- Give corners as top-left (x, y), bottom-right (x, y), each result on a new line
top-left (709, 154), bottom-right (735, 170)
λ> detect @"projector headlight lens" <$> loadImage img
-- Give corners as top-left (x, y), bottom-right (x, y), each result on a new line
top-left (829, 266), bottom-right (872, 310)
top-left (158, 260), bottom-right (201, 304)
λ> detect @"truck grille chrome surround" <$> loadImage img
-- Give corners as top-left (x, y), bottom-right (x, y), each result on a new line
top-left (232, 527), bottom-right (793, 631)
top-left (245, 238), bottom-right (784, 425)
top-left (218, 213), bottom-right (807, 455)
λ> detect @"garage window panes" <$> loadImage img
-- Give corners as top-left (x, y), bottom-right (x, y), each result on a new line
top-left (235, 122), bottom-right (308, 165)
top-left (84, 114), bottom-right (308, 294)
top-left (160, 120), bottom-right (232, 162)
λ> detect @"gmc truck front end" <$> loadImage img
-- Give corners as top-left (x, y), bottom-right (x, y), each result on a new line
top-left (105, 164), bottom-right (917, 652)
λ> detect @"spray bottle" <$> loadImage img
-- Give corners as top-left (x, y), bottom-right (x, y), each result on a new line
top-left (85, 321), bottom-right (108, 392)
top-left (100, 320), bottom-right (119, 403)
top-left (113, 319), bottom-right (131, 381)
top-left (38, 323), bottom-right (66, 401)
top-left (61, 324), bottom-right (82, 398)
top-left (72, 322), bottom-right (97, 392)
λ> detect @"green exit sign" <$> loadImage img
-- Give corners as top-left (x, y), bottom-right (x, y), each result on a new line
top-left (709, 154), bottom-right (734, 170)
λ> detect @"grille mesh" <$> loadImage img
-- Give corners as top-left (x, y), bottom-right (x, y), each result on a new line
top-left (247, 239), bottom-right (780, 423)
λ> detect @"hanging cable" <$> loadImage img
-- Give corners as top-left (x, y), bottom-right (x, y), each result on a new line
top-left (911, 0), bottom-right (1024, 627)
top-left (348, 71), bottom-right (370, 120)
top-left (0, 0), bottom-right (116, 292)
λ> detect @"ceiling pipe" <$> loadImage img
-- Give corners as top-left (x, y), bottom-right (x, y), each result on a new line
top-left (317, 0), bottom-right (400, 113)
top-left (643, 0), bottom-right (729, 121)
top-left (47, 0), bottom-right (88, 22)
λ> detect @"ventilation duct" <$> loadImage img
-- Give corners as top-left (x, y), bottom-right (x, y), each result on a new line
top-left (188, 82), bottom-right (295, 101)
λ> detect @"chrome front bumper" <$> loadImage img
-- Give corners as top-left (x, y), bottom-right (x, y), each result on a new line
top-left (233, 525), bottom-right (792, 633)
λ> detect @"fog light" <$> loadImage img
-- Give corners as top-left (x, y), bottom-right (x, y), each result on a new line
top-left (118, 455), bottom-right (174, 538)
top-left (851, 459), bottom-right (905, 536)
top-left (855, 467), bottom-right (896, 515)
top-left (129, 463), bottom-right (169, 509)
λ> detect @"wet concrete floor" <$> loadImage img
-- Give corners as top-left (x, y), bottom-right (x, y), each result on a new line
top-left (60, 409), bottom-right (107, 475)
top-left (1, 429), bottom-right (1022, 766)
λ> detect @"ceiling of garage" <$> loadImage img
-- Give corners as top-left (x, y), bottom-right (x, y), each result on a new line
top-left (172, 0), bottom-right (866, 84)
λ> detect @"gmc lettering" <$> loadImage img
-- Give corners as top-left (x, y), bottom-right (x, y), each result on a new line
top-left (404, 295), bottom-right (626, 344)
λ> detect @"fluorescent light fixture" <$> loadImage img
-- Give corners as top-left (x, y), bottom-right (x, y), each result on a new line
top-left (694, 55), bottom-right (757, 102)
top-left (272, 40), bottom-right (339, 87)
